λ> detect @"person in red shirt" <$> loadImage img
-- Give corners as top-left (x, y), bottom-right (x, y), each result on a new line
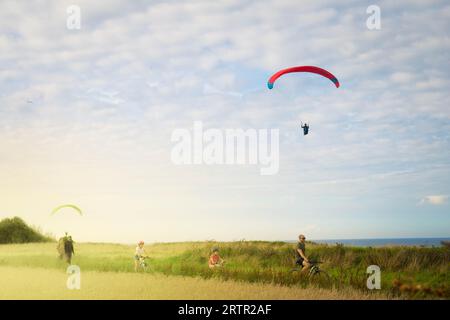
top-left (208, 248), bottom-right (224, 269)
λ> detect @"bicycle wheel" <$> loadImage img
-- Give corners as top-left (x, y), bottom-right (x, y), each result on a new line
top-left (139, 259), bottom-right (148, 272)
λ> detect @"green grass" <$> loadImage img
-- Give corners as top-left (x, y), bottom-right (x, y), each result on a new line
top-left (148, 241), bottom-right (450, 298)
top-left (0, 241), bottom-right (448, 299)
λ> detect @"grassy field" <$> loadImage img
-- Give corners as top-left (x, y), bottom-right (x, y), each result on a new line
top-left (0, 266), bottom-right (384, 300)
top-left (0, 241), bottom-right (448, 299)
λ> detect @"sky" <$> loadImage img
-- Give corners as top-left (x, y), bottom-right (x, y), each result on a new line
top-left (0, 0), bottom-right (449, 243)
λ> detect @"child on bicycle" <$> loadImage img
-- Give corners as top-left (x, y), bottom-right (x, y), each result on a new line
top-left (208, 248), bottom-right (224, 269)
top-left (134, 240), bottom-right (147, 272)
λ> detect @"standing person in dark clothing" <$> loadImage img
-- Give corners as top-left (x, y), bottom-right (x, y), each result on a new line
top-left (64, 235), bottom-right (75, 264)
top-left (295, 234), bottom-right (310, 274)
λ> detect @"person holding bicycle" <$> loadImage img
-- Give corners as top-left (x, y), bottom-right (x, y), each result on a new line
top-left (295, 234), bottom-right (311, 273)
top-left (134, 240), bottom-right (148, 272)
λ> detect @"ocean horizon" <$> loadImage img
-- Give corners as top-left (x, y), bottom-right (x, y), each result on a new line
top-left (306, 237), bottom-right (450, 247)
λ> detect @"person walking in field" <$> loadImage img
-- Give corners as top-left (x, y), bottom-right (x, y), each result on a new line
top-left (295, 234), bottom-right (311, 274)
top-left (134, 240), bottom-right (147, 272)
top-left (57, 232), bottom-right (75, 264)
top-left (208, 248), bottom-right (224, 269)
top-left (64, 236), bottom-right (75, 264)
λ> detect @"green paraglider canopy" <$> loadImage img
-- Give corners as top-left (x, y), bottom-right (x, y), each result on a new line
top-left (51, 204), bottom-right (83, 216)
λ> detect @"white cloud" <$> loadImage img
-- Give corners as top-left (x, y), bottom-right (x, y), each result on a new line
top-left (391, 72), bottom-right (416, 83)
top-left (420, 195), bottom-right (449, 205)
top-left (0, 0), bottom-right (449, 241)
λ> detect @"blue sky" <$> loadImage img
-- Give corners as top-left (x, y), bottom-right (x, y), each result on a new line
top-left (0, 0), bottom-right (449, 242)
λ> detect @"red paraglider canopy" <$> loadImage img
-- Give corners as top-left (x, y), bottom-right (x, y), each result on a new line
top-left (267, 66), bottom-right (340, 89)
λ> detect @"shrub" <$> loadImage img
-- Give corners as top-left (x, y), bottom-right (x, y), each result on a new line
top-left (0, 217), bottom-right (53, 244)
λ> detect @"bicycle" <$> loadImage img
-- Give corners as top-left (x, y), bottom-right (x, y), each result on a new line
top-left (291, 260), bottom-right (332, 286)
top-left (138, 255), bottom-right (150, 272)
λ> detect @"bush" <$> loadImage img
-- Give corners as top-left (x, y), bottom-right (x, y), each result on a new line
top-left (0, 217), bottom-right (53, 244)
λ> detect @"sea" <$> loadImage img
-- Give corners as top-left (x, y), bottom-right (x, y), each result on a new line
top-left (307, 237), bottom-right (450, 247)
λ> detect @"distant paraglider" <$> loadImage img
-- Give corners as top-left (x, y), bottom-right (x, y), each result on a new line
top-left (267, 66), bottom-right (340, 136)
top-left (267, 66), bottom-right (340, 89)
top-left (51, 205), bottom-right (81, 264)
top-left (51, 204), bottom-right (83, 216)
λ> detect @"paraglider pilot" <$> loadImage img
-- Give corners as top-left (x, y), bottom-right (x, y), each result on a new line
top-left (301, 122), bottom-right (309, 135)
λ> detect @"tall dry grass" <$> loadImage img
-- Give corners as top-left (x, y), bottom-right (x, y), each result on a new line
top-left (0, 266), bottom-right (388, 300)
